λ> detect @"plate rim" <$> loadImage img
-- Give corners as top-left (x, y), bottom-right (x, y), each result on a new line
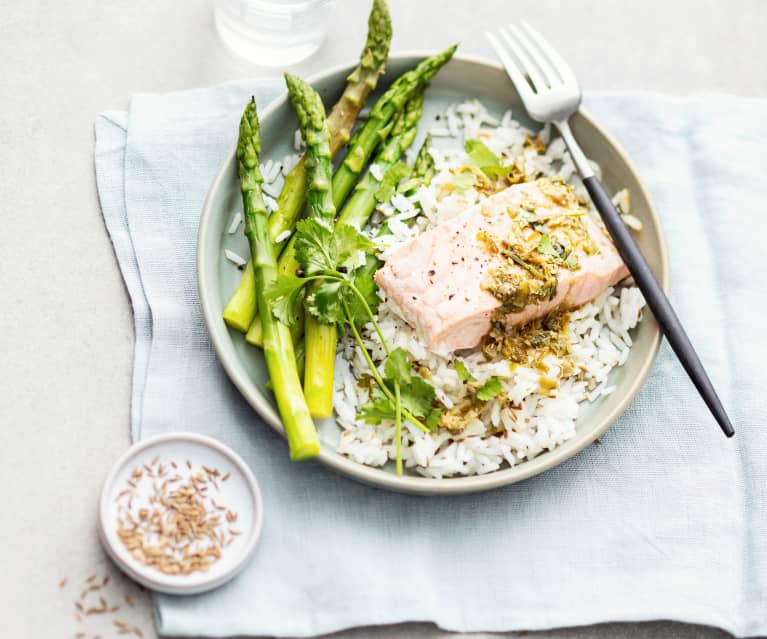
top-left (197, 50), bottom-right (670, 495)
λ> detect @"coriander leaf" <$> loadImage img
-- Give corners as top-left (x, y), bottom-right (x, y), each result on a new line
top-left (400, 376), bottom-right (436, 418)
top-left (453, 170), bottom-right (476, 194)
top-left (476, 377), bottom-right (503, 401)
top-left (331, 224), bottom-right (376, 272)
top-left (375, 162), bottom-right (413, 203)
top-left (346, 254), bottom-right (380, 327)
top-left (359, 373), bottom-right (438, 425)
top-left (465, 138), bottom-right (512, 179)
top-left (425, 407), bottom-right (442, 430)
top-left (454, 359), bottom-right (476, 382)
top-left (537, 234), bottom-right (560, 258)
top-left (294, 218), bottom-right (375, 278)
top-left (294, 218), bottom-right (335, 275)
top-left (306, 279), bottom-right (345, 325)
top-left (359, 396), bottom-right (395, 425)
top-left (384, 347), bottom-right (412, 385)
top-left (263, 274), bottom-right (308, 325)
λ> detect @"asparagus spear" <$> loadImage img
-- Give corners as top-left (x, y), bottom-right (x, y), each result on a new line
top-left (284, 75), bottom-right (335, 227)
top-left (222, 262), bottom-right (257, 332)
top-left (223, 0), bottom-right (392, 333)
top-left (337, 91), bottom-right (424, 230)
top-left (396, 132), bottom-right (435, 195)
top-left (237, 98), bottom-right (319, 461)
top-left (413, 133), bottom-right (436, 185)
top-left (285, 74), bottom-right (338, 418)
top-left (331, 44), bottom-right (456, 210)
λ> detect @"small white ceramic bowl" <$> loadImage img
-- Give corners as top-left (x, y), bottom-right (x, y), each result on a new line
top-left (98, 432), bottom-right (263, 595)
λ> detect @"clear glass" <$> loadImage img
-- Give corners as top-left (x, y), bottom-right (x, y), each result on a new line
top-left (214, 0), bottom-right (337, 66)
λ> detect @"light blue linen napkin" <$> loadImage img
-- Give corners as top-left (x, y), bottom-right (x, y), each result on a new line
top-left (95, 83), bottom-right (767, 638)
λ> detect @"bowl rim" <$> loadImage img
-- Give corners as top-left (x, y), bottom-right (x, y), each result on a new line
top-left (197, 50), bottom-right (670, 495)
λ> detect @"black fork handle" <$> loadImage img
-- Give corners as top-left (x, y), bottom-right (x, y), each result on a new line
top-left (583, 176), bottom-right (734, 438)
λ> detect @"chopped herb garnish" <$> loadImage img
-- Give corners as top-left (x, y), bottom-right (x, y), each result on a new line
top-left (454, 359), bottom-right (476, 382)
top-left (476, 377), bottom-right (503, 401)
top-left (537, 234), bottom-right (559, 258)
top-left (538, 234), bottom-right (578, 270)
top-left (453, 170), bottom-right (476, 193)
top-left (465, 138), bottom-right (513, 179)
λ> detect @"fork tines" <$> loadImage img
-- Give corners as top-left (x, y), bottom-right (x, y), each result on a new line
top-left (487, 23), bottom-right (577, 95)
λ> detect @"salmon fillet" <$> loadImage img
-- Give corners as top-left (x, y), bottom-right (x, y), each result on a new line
top-left (375, 178), bottom-right (629, 356)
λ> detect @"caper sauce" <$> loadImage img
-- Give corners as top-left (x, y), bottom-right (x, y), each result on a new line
top-left (482, 309), bottom-right (574, 375)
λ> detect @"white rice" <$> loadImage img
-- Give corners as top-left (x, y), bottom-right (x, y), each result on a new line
top-left (427, 127), bottom-right (452, 137)
top-left (332, 99), bottom-right (646, 478)
top-left (224, 248), bottom-right (246, 267)
top-left (262, 159), bottom-right (281, 185)
top-left (293, 129), bottom-right (304, 152)
top-left (369, 163), bottom-right (384, 181)
top-left (264, 193), bottom-right (278, 214)
top-left (227, 211), bottom-right (243, 234)
top-left (262, 180), bottom-right (281, 200)
top-left (274, 229), bottom-right (292, 244)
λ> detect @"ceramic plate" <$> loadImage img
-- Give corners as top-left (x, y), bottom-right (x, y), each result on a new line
top-left (198, 52), bottom-right (669, 495)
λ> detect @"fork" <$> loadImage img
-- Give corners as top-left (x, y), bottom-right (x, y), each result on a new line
top-left (488, 23), bottom-right (734, 437)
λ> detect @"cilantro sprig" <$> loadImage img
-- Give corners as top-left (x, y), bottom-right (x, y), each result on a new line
top-left (360, 347), bottom-right (442, 429)
top-left (465, 138), bottom-right (514, 180)
top-left (264, 219), bottom-right (442, 475)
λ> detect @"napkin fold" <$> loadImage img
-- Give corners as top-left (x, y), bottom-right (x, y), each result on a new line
top-left (95, 81), bottom-right (767, 638)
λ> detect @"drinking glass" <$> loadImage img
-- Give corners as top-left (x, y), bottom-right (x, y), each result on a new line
top-left (214, 0), bottom-right (337, 66)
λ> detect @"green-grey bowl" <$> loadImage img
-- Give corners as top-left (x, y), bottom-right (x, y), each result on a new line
top-left (198, 52), bottom-right (669, 495)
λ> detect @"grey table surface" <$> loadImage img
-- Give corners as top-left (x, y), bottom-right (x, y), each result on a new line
top-left (1, 0), bottom-right (765, 637)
